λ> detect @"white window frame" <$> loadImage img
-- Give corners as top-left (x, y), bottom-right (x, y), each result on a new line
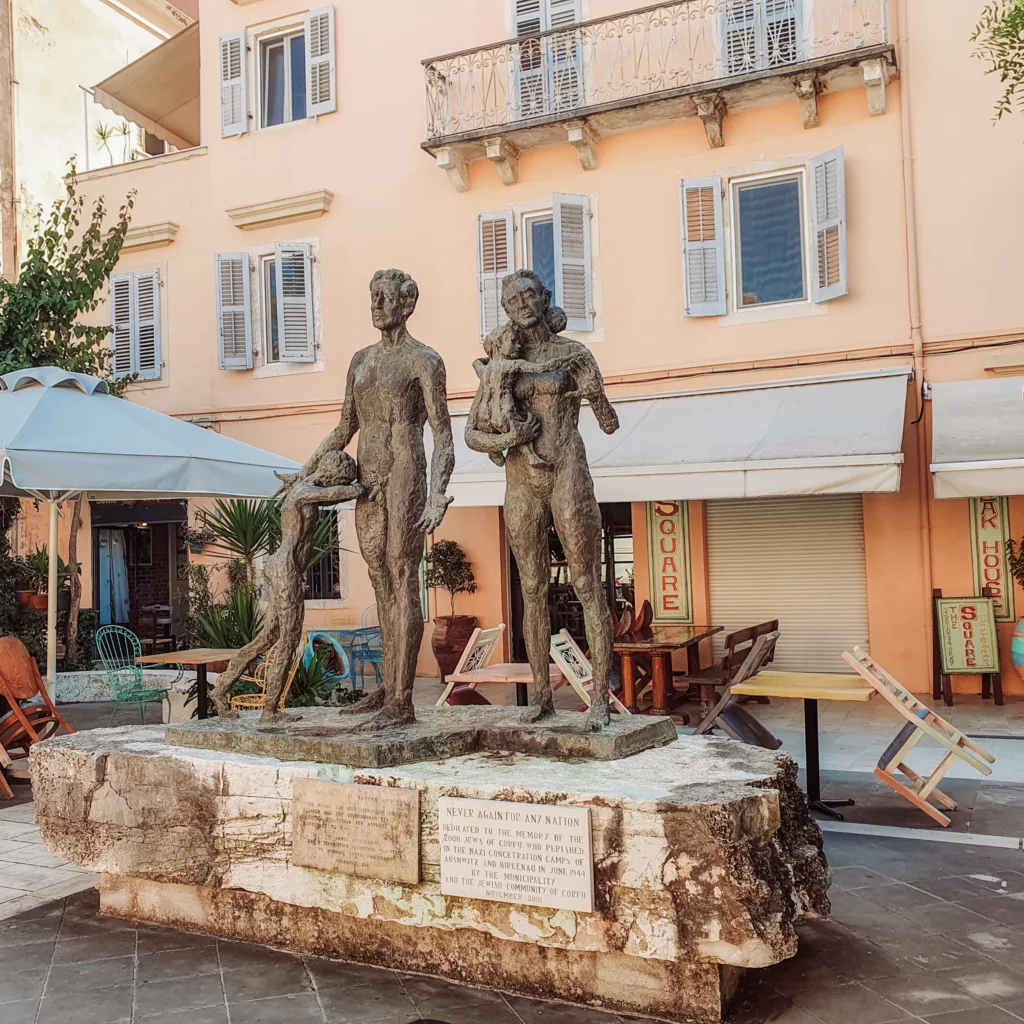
top-left (726, 165), bottom-right (813, 316)
top-left (249, 16), bottom-right (306, 134)
top-left (522, 209), bottom-right (555, 289)
top-left (258, 28), bottom-right (306, 129)
top-left (248, 235), bottom-right (324, 379)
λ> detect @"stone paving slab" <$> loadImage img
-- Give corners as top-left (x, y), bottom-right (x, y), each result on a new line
top-left (165, 706), bottom-right (677, 766)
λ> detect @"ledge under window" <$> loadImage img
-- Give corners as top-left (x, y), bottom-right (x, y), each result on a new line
top-left (226, 189), bottom-right (334, 231)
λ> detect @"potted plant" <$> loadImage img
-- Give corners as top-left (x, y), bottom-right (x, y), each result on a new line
top-left (1006, 538), bottom-right (1024, 681)
top-left (424, 539), bottom-right (478, 681)
top-left (15, 546), bottom-right (72, 613)
top-left (13, 557), bottom-right (39, 611)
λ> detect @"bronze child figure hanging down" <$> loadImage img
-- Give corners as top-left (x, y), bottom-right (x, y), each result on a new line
top-left (465, 270), bottom-right (619, 729)
top-left (210, 452), bottom-right (363, 721)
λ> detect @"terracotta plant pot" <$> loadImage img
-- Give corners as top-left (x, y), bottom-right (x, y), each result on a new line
top-left (14, 590), bottom-right (36, 611)
top-left (23, 592), bottom-right (48, 612)
top-left (431, 615), bottom-right (478, 681)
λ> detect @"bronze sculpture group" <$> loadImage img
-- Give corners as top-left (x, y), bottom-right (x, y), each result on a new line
top-left (211, 268), bottom-right (619, 731)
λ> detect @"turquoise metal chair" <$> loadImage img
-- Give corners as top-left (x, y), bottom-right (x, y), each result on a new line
top-left (95, 625), bottom-right (170, 723)
top-left (305, 631), bottom-right (355, 692)
top-left (353, 629), bottom-right (384, 690)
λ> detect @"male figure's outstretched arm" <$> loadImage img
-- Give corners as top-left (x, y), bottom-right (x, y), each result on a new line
top-left (567, 346), bottom-right (619, 435)
top-left (417, 351), bottom-right (455, 533)
top-left (290, 482), bottom-right (364, 507)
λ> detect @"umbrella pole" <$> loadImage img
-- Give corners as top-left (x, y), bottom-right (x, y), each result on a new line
top-left (46, 499), bottom-right (58, 697)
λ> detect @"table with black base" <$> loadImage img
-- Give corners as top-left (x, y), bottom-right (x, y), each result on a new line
top-left (730, 671), bottom-right (876, 820)
top-left (137, 648), bottom-right (239, 720)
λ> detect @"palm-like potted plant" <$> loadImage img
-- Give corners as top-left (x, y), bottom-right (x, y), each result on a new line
top-left (424, 539), bottom-right (478, 681)
top-left (15, 546), bottom-right (71, 612)
top-left (1005, 537), bottom-right (1024, 680)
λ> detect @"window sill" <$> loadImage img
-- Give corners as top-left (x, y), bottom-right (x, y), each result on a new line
top-left (718, 300), bottom-right (827, 328)
top-left (305, 599), bottom-right (346, 610)
top-left (253, 359), bottom-right (324, 379)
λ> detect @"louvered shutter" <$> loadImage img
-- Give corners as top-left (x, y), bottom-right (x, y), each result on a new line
top-left (305, 6), bottom-right (336, 117)
top-left (810, 146), bottom-right (847, 302)
top-left (765, 0), bottom-right (800, 66)
top-left (215, 253), bottom-right (253, 370)
top-left (134, 269), bottom-right (161, 380)
top-left (706, 495), bottom-right (868, 673)
top-left (110, 274), bottom-right (133, 377)
top-left (723, 0), bottom-right (757, 75)
top-left (514, 0), bottom-right (546, 117)
top-left (477, 210), bottom-right (514, 338)
top-left (275, 243), bottom-right (315, 362)
top-left (219, 32), bottom-right (246, 137)
top-left (680, 177), bottom-right (726, 317)
top-left (553, 193), bottom-right (592, 331)
top-left (548, 0), bottom-right (581, 110)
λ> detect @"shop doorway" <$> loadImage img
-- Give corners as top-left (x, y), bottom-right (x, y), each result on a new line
top-left (91, 501), bottom-right (189, 647)
top-left (508, 502), bottom-right (633, 660)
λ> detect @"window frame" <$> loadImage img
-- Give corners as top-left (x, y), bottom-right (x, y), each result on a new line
top-left (522, 208), bottom-right (556, 297)
top-left (258, 28), bottom-right (305, 129)
top-left (258, 252), bottom-right (281, 363)
top-left (250, 18), bottom-right (307, 133)
top-left (727, 165), bottom-right (812, 315)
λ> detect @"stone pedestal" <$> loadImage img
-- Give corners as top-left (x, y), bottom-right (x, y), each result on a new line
top-left (30, 726), bottom-right (830, 1024)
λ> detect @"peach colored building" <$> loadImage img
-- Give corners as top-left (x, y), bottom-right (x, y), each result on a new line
top-left (31, 0), bottom-right (1024, 694)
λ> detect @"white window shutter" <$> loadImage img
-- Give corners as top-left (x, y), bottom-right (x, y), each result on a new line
top-left (477, 210), bottom-right (514, 338)
top-left (215, 254), bottom-right (253, 369)
top-left (553, 193), bottom-right (593, 331)
top-left (810, 146), bottom-right (847, 302)
top-left (679, 176), bottom-right (726, 317)
top-left (275, 243), bottom-right (316, 362)
top-left (305, 6), bottom-right (336, 117)
top-left (515, 0), bottom-right (543, 33)
top-left (110, 274), bottom-right (133, 377)
top-left (547, 0), bottom-right (580, 28)
top-left (134, 269), bottom-right (161, 380)
top-left (219, 32), bottom-right (247, 137)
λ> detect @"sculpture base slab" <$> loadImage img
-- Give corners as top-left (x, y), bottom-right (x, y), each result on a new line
top-left (164, 706), bottom-right (677, 767)
top-left (32, 725), bottom-right (830, 1024)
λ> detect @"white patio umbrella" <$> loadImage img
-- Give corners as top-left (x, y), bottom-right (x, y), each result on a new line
top-left (0, 366), bottom-right (300, 689)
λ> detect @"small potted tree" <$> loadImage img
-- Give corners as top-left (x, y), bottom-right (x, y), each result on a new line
top-left (424, 539), bottom-right (478, 681)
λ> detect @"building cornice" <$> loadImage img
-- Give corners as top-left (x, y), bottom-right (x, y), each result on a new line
top-left (121, 221), bottom-right (179, 252)
top-left (226, 189), bottom-right (334, 231)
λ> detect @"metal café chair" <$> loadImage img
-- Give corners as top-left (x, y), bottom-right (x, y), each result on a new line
top-left (96, 625), bottom-right (170, 723)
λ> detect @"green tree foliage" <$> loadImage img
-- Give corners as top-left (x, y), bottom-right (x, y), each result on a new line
top-left (424, 539), bottom-right (477, 617)
top-left (973, 0), bottom-right (1024, 120)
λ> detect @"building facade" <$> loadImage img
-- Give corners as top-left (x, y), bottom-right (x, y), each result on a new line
top-left (40, 0), bottom-right (1024, 692)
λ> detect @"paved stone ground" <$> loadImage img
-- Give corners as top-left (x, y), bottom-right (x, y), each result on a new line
top-left (3, 832), bottom-right (1024, 1023)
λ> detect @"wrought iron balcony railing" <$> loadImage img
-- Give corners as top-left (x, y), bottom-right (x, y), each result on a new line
top-left (423, 0), bottom-right (888, 143)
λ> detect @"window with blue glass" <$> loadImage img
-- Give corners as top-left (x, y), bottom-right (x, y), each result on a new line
top-left (261, 31), bottom-right (307, 128)
top-left (734, 176), bottom-right (805, 307)
top-left (526, 215), bottom-right (557, 298)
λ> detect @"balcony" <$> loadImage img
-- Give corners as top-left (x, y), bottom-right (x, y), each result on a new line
top-left (422, 0), bottom-right (896, 190)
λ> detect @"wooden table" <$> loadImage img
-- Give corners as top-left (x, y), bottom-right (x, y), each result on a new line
top-left (137, 648), bottom-right (239, 720)
top-left (731, 670), bottom-right (875, 820)
top-left (446, 663), bottom-right (563, 707)
top-left (614, 625), bottom-right (723, 715)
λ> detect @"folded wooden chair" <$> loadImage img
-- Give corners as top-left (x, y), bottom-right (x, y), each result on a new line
top-left (0, 738), bottom-right (15, 800)
top-left (843, 646), bottom-right (995, 827)
top-left (550, 630), bottom-right (631, 715)
top-left (435, 624), bottom-right (506, 706)
top-left (0, 637), bottom-right (74, 779)
top-left (693, 631), bottom-right (782, 749)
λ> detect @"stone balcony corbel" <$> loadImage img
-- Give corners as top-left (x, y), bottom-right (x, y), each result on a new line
top-left (484, 137), bottom-right (519, 185)
top-left (694, 92), bottom-right (727, 149)
top-left (794, 73), bottom-right (820, 129)
top-left (861, 57), bottom-right (890, 116)
top-left (566, 120), bottom-right (599, 170)
top-left (436, 146), bottom-right (470, 192)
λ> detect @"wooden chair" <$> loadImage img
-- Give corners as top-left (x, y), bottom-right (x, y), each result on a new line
top-left (0, 638), bottom-right (74, 788)
top-left (0, 740), bottom-right (14, 800)
top-left (843, 646), bottom-right (995, 827)
top-left (675, 619), bottom-right (780, 707)
top-left (134, 605), bottom-right (175, 655)
top-left (435, 625), bottom-right (506, 706)
top-left (693, 631), bottom-right (782, 749)
top-left (550, 630), bottom-right (631, 715)
top-left (229, 632), bottom-right (307, 713)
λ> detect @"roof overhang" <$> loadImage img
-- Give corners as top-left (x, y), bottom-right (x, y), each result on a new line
top-left (93, 21), bottom-right (200, 150)
top-left (444, 368), bottom-right (912, 507)
top-left (931, 378), bottom-right (1024, 498)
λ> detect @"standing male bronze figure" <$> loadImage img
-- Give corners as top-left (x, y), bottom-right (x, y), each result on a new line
top-left (286, 269), bottom-right (455, 730)
top-left (465, 270), bottom-right (620, 728)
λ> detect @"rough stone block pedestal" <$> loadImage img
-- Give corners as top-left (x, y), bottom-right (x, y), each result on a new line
top-left (30, 726), bottom-right (830, 1024)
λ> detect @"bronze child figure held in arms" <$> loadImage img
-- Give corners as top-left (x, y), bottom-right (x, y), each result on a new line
top-left (284, 269), bottom-right (455, 731)
top-left (465, 270), bottom-right (619, 729)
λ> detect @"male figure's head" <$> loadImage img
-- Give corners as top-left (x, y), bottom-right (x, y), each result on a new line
top-left (313, 451), bottom-right (358, 487)
top-left (370, 269), bottom-right (419, 331)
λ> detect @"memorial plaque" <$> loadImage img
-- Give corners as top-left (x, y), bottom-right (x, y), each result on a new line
top-left (291, 780), bottom-right (420, 884)
top-left (438, 797), bottom-right (593, 912)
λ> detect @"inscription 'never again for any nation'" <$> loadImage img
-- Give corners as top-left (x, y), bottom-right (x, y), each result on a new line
top-left (437, 796), bottom-right (594, 913)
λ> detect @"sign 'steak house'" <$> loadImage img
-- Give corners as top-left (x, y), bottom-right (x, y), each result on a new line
top-left (26, 0), bottom-right (1024, 695)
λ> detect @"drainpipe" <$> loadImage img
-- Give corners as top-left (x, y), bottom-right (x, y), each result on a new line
top-left (896, 0), bottom-right (934, 683)
top-left (0, 0), bottom-right (16, 281)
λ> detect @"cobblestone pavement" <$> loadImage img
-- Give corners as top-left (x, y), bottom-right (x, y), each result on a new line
top-left (2, 832), bottom-right (1024, 1023)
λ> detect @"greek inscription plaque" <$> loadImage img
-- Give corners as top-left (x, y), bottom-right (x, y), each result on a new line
top-left (291, 780), bottom-right (420, 884)
top-left (438, 797), bottom-right (593, 912)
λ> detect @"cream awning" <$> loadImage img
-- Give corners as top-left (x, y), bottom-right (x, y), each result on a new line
top-left (93, 22), bottom-right (200, 150)
top-left (445, 368), bottom-right (911, 507)
top-left (931, 377), bottom-right (1024, 498)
